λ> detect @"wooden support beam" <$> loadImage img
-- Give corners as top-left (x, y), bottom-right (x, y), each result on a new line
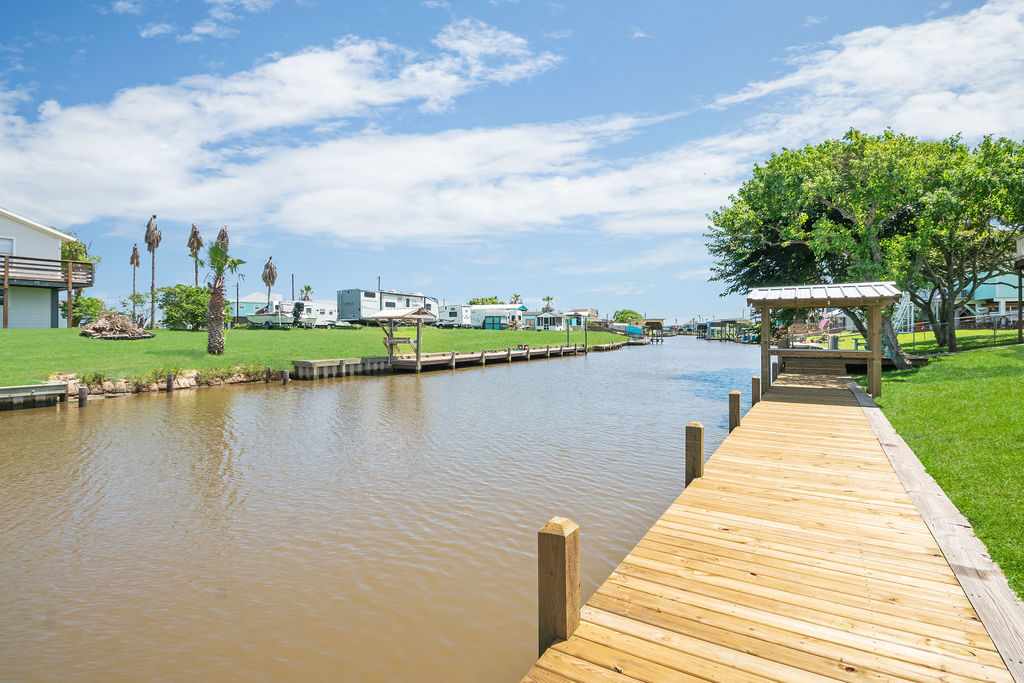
top-left (684, 421), bottom-right (704, 488)
top-left (751, 376), bottom-right (761, 406)
top-left (868, 305), bottom-right (882, 398)
top-left (66, 262), bottom-right (73, 329)
top-left (525, 345), bottom-right (530, 361)
top-left (728, 390), bottom-right (741, 432)
top-left (77, 386), bottom-right (88, 406)
top-left (538, 517), bottom-right (580, 656)
top-left (165, 374), bottom-right (174, 392)
top-left (546, 345), bottom-right (551, 358)
top-left (415, 320), bottom-right (422, 373)
top-left (2, 256), bottom-right (8, 329)
top-left (450, 351), bottom-right (456, 369)
top-left (480, 351), bottom-right (486, 366)
top-left (507, 347), bottom-right (512, 363)
top-left (771, 361), bottom-right (779, 383)
top-left (760, 305), bottom-right (771, 389)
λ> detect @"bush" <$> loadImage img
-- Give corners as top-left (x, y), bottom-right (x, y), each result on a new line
top-left (157, 285), bottom-right (210, 330)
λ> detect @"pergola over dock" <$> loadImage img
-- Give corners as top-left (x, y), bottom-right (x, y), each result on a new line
top-left (747, 281), bottom-right (901, 397)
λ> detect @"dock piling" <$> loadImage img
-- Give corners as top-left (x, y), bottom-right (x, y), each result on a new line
top-left (450, 351), bottom-right (456, 369)
top-left (729, 390), bottom-right (741, 432)
top-left (546, 345), bottom-right (551, 358)
top-left (538, 516), bottom-right (581, 657)
top-left (282, 372), bottom-right (290, 385)
top-left (684, 421), bottom-right (704, 487)
top-left (166, 374), bottom-right (174, 392)
top-left (771, 361), bottom-right (779, 384)
top-left (77, 386), bottom-right (88, 406)
top-left (507, 347), bottom-right (512, 363)
top-left (751, 376), bottom-right (761, 406)
top-left (480, 351), bottom-right (486, 367)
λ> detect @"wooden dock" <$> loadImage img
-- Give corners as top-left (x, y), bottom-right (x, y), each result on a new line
top-left (391, 344), bottom-right (584, 372)
top-left (523, 373), bottom-right (1020, 682)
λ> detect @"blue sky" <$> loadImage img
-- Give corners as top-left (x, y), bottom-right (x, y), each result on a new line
top-left (2, 0), bottom-right (1021, 321)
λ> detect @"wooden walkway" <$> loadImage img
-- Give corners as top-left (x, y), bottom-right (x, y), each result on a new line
top-left (523, 374), bottom-right (1015, 682)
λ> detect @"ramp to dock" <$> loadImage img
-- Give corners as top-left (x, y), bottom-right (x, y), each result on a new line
top-left (523, 374), bottom-right (1015, 682)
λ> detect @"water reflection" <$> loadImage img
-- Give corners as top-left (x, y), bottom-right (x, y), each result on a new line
top-left (0, 337), bottom-right (757, 682)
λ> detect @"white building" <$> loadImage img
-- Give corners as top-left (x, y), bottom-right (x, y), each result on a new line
top-left (467, 303), bottom-right (527, 329)
top-left (0, 207), bottom-right (94, 328)
top-left (338, 288), bottom-right (439, 322)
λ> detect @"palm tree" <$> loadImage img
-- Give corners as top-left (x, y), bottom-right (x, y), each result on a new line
top-left (206, 226), bottom-right (244, 355)
top-left (129, 244), bottom-right (141, 322)
top-left (542, 295), bottom-right (555, 312)
top-left (300, 284), bottom-right (313, 301)
top-left (144, 215), bottom-right (161, 329)
top-left (510, 293), bottom-right (522, 304)
top-left (187, 224), bottom-right (204, 287)
top-left (261, 256), bottom-right (277, 307)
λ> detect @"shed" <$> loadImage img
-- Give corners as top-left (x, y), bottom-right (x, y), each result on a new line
top-left (747, 281), bottom-right (901, 397)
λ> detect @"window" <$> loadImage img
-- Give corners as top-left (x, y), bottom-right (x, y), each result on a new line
top-left (0, 237), bottom-right (12, 255)
top-left (449, 310), bottom-right (457, 318)
top-left (425, 303), bottom-right (432, 310)
top-left (363, 291), bottom-right (376, 298)
top-left (406, 298), bottom-right (411, 307)
top-left (385, 301), bottom-right (396, 308)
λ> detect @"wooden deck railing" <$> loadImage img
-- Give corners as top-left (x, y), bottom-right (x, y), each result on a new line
top-left (1, 255), bottom-right (94, 288)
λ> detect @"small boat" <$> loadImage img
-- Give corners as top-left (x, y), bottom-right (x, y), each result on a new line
top-left (247, 301), bottom-right (316, 328)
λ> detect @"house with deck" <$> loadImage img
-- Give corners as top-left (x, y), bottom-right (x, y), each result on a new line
top-left (0, 207), bottom-right (94, 328)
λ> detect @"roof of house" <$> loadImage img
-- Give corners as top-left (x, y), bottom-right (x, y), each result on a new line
top-left (747, 281), bottom-right (901, 309)
top-left (0, 206), bottom-right (77, 242)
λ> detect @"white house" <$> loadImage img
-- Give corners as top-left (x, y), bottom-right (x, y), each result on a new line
top-left (337, 288), bottom-right (439, 322)
top-left (0, 207), bottom-right (94, 328)
top-left (439, 303), bottom-right (473, 327)
top-left (467, 303), bottom-right (527, 329)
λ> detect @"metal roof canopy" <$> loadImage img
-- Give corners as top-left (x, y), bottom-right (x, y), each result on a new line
top-left (747, 281), bottom-right (901, 309)
top-left (364, 305), bottom-right (437, 321)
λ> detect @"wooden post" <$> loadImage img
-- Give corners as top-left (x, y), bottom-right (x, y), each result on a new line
top-left (759, 305), bottom-right (770, 389)
top-left (538, 517), bottom-right (580, 656)
top-left (751, 376), bottom-right (761, 406)
top-left (282, 371), bottom-right (290, 385)
top-left (771, 361), bottom-right (779, 383)
top-left (166, 374), bottom-right (174, 392)
top-left (684, 421), bottom-right (704, 488)
top-left (729, 390), bottom-right (741, 432)
top-left (415, 320), bottom-right (422, 373)
top-left (525, 345), bottom-right (530, 361)
top-left (546, 345), bottom-right (551, 358)
top-left (507, 347), bottom-right (512, 363)
top-left (480, 350), bottom-right (486, 366)
top-left (66, 262), bottom-right (74, 328)
top-left (450, 351), bottom-right (456, 369)
top-left (77, 386), bottom-right (88, 405)
top-left (868, 305), bottom-right (882, 398)
top-left (2, 255), bottom-right (8, 329)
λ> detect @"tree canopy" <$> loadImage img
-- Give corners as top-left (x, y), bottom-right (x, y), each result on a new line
top-left (613, 309), bottom-right (643, 323)
top-left (468, 296), bottom-right (503, 305)
top-left (708, 129), bottom-right (1023, 354)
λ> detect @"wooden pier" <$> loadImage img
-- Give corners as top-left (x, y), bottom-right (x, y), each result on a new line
top-left (523, 373), bottom-right (1021, 682)
top-left (391, 344), bottom-right (584, 372)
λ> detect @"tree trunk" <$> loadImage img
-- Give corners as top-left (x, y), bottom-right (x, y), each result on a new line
top-left (946, 298), bottom-right (959, 352)
top-left (881, 317), bottom-right (911, 369)
top-left (149, 253), bottom-right (156, 329)
top-left (194, 259), bottom-right (199, 288)
top-left (207, 280), bottom-right (225, 355)
top-left (131, 267), bottom-right (137, 321)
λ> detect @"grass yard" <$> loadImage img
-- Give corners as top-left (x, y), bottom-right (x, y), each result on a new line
top-left (875, 344), bottom-right (1024, 597)
top-left (0, 326), bottom-right (623, 386)
top-left (837, 328), bottom-right (1020, 354)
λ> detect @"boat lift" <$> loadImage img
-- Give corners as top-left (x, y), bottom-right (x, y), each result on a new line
top-left (363, 306), bottom-right (438, 368)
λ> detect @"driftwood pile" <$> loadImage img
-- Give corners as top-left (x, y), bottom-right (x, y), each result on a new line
top-left (80, 313), bottom-right (153, 340)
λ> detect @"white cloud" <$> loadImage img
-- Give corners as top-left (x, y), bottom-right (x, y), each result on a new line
top-left (140, 22), bottom-right (174, 39)
top-left (802, 15), bottom-right (826, 27)
top-left (631, 28), bottom-right (651, 40)
top-left (108, 0), bottom-right (142, 14)
top-left (179, 0), bottom-right (275, 42)
top-left (1, 3), bottom-right (1022, 249)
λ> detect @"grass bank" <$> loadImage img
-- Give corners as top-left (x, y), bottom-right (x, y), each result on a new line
top-left (837, 328), bottom-right (1019, 354)
top-left (875, 344), bottom-right (1024, 597)
top-left (0, 327), bottom-right (623, 386)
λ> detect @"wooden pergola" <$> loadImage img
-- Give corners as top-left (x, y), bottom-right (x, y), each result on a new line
top-left (363, 305), bottom-right (437, 371)
top-left (747, 281), bottom-right (902, 397)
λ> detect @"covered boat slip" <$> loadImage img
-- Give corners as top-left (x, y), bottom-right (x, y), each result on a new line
top-left (749, 281), bottom-right (902, 398)
top-left (522, 373), bottom-right (1020, 683)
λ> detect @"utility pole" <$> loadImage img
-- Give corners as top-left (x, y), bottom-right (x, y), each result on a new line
top-left (377, 275), bottom-right (382, 311)
top-left (290, 273), bottom-right (295, 301)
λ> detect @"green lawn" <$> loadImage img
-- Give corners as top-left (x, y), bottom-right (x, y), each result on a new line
top-left (0, 327), bottom-right (622, 386)
top-left (875, 344), bottom-right (1024, 597)
top-left (837, 328), bottom-right (1020, 354)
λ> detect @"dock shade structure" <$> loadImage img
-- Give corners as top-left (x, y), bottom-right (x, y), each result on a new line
top-left (363, 305), bottom-right (437, 370)
top-left (747, 281), bottom-right (902, 397)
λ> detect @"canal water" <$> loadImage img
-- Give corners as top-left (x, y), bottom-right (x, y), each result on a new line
top-left (0, 336), bottom-right (758, 682)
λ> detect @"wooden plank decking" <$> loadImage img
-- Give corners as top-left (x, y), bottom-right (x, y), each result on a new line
top-left (523, 374), bottom-right (1015, 682)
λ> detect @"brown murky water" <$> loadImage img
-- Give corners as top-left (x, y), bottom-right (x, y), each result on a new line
top-left (0, 337), bottom-right (757, 682)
